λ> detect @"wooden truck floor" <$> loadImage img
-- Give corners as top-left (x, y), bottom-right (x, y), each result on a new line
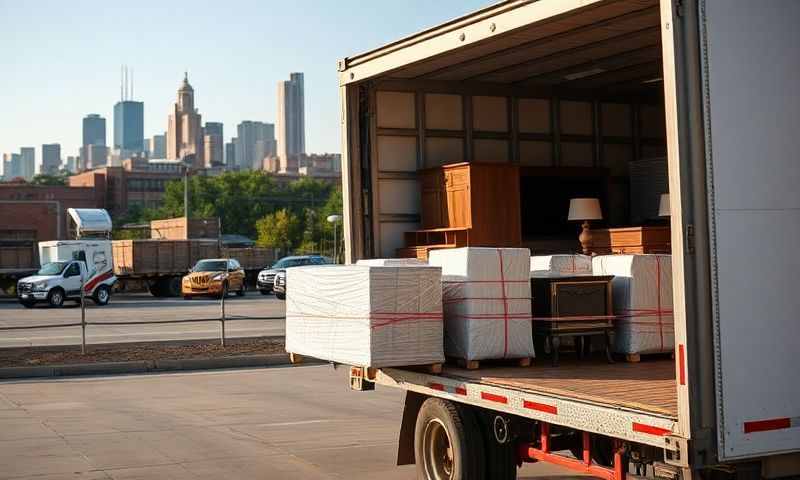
top-left (440, 356), bottom-right (677, 418)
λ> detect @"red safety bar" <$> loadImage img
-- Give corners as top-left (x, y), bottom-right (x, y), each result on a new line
top-left (518, 422), bottom-right (626, 480)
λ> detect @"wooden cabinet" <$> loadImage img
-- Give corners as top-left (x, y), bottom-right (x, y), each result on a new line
top-left (592, 226), bottom-right (670, 254)
top-left (400, 163), bottom-right (521, 259)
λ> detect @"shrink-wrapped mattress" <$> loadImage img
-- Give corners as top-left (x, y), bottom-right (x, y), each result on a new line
top-left (428, 247), bottom-right (535, 361)
top-left (530, 254), bottom-right (592, 277)
top-left (592, 254), bottom-right (674, 354)
top-left (285, 265), bottom-right (444, 367)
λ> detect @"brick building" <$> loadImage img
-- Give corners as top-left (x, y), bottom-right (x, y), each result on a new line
top-left (0, 184), bottom-right (102, 243)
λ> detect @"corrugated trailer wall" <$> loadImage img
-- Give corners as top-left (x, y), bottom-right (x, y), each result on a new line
top-left (367, 81), bottom-right (666, 258)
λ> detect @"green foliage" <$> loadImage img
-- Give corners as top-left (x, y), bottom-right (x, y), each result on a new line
top-left (255, 209), bottom-right (302, 252)
top-left (30, 173), bottom-right (69, 185)
top-left (111, 204), bottom-right (161, 240)
top-left (115, 170), bottom-right (342, 256)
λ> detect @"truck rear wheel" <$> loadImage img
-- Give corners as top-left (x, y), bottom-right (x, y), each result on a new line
top-left (93, 285), bottom-right (111, 306)
top-left (414, 398), bottom-right (484, 480)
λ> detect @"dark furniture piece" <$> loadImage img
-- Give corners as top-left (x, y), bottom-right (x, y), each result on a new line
top-left (531, 274), bottom-right (615, 366)
top-left (397, 162), bottom-right (522, 260)
top-left (591, 226), bottom-right (670, 254)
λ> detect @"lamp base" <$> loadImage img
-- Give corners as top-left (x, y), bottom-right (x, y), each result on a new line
top-left (578, 221), bottom-right (593, 256)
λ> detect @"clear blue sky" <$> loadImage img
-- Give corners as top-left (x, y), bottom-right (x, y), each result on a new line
top-left (0, 0), bottom-right (490, 171)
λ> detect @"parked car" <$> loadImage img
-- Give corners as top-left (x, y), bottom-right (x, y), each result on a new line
top-left (256, 255), bottom-right (332, 295)
top-left (182, 258), bottom-right (246, 299)
top-left (272, 270), bottom-right (286, 300)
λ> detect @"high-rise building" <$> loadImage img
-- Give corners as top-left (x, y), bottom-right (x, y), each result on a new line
top-left (82, 114), bottom-right (106, 147)
top-left (236, 121), bottom-right (275, 170)
top-left (19, 147), bottom-right (35, 180)
top-left (2, 153), bottom-right (21, 180)
top-left (65, 156), bottom-right (79, 173)
top-left (204, 122), bottom-right (223, 138)
top-left (225, 141), bottom-right (235, 167)
top-left (204, 134), bottom-right (223, 167)
top-left (149, 134), bottom-right (166, 159)
top-left (167, 73), bottom-right (204, 168)
top-left (41, 144), bottom-right (61, 174)
top-left (114, 101), bottom-right (144, 152)
top-left (276, 72), bottom-right (305, 163)
top-left (80, 145), bottom-right (109, 169)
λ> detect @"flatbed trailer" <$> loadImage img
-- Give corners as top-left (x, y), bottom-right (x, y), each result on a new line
top-left (335, 0), bottom-right (800, 478)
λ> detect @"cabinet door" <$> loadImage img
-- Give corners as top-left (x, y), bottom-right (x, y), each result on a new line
top-left (445, 185), bottom-right (470, 228)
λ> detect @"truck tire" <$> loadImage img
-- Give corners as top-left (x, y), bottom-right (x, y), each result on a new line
top-left (476, 412), bottom-right (517, 480)
top-left (275, 292), bottom-right (286, 300)
top-left (93, 285), bottom-right (111, 306)
top-left (149, 282), bottom-right (164, 297)
top-left (164, 277), bottom-right (182, 297)
top-left (414, 397), bottom-right (483, 480)
top-left (47, 288), bottom-right (65, 308)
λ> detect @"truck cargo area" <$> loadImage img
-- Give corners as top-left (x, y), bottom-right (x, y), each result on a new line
top-left (440, 356), bottom-right (676, 419)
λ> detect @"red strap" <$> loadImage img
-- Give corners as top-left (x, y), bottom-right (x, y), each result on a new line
top-left (656, 256), bottom-right (664, 351)
top-left (497, 249), bottom-right (509, 358)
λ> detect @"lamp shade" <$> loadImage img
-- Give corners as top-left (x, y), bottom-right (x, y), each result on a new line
top-left (568, 198), bottom-right (602, 221)
top-left (658, 193), bottom-right (671, 217)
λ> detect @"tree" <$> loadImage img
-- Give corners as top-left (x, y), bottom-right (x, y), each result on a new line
top-left (255, 208), bottom-right (302, 253)
top-left (30, 174), bottom-right (68, 186)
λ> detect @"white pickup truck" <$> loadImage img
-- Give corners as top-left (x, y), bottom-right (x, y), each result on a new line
top-left (17, 209), bottom-right (117, 308)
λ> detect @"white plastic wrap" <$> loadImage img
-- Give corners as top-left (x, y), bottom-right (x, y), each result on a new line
top-left (592, 254), bottom-right (674, 354)
top-left (530, 254), bottom-right (593, 277)
top-left (428, 247), bottom-right (535, 361)
top-left (356, 258), bottom-right (427, 266)
top-left (285, 265), bottom-right (444, 367)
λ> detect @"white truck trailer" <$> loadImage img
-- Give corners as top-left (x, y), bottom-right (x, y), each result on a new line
top-left (335, 1), bottom-right (800, 478)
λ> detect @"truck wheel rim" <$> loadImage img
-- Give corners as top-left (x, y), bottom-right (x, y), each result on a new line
top-left (422, 418), bottom-right (454, 480)
top-left (98, 289), bottom-right (108, 302)
top-left (52, 292), bottom-right (62, 304)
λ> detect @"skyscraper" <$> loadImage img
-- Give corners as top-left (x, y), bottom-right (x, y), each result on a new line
top-left (149, 134), bottom-right (166, 159)
top-left (276, 72), bottom-right (305, 163)
top-left (204, 122), bottom-right (223, 138)
top-left (225, 141), bottom-right (235, 167)
top-left (114, 101), bottom-right (144, 152)
top-left (236, 121), bottom-right (275, 170)
top-left (19, 147), bottom-right (35, 180)
top-left (167, 73), bottom-right (204, 168)
top-left (82, 114), bottom-right (106, 147)
top-left (41, 144), bottom-right (61, 174)
top-left (2, 153), bottom-right (20, 180)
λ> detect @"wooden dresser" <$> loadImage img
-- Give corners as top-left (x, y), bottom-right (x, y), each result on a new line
top-left (397, 162), bottom-right (522, 259)
top-left (592, 226), bottom-right (670, 254)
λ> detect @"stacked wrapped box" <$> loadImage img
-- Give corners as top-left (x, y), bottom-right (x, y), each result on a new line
top-left (356, 258), bottom-right (427, 266)
top-left (428, 247), bottom-right (535, 361)
top-left (285, 265), bottom-right (444, 367)
top-left (592, 254), bottom-right (674, 354)
top-left (530, 254), bottom-right (592, 277)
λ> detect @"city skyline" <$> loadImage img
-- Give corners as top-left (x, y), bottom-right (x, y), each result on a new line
top-left (0, 0), bottom-right (488, 172)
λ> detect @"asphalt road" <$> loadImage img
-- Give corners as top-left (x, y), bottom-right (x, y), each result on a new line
top-left (0, 292), bottom-right (285, 348)
top-left (0, 365), bottom-right (589, 479)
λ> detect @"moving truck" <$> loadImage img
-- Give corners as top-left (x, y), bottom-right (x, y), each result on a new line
top-left (335, 1), bottom-right (800, 478)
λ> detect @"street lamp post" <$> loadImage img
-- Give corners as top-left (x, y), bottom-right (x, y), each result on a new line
top-left (326, 214), bottom-right (342, 263)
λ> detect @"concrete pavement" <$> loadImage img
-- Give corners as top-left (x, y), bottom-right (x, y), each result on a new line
top-left (0, 365), bottom-right (591, 479)
top-left (0, 292), bottom-right (285, 348)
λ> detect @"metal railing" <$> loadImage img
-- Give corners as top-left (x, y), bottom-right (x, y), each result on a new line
top-left (0, 279), bottom-right (284, 353)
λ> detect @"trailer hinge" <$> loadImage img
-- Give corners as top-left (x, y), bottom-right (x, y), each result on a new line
top-left (685, 224), bottom-right (695, 254)
top-left (664, 436), bottom-right (690, 468)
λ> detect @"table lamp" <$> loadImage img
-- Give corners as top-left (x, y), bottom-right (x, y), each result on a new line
top-left (568, 198), bottom-right (603, 255)
top-left (658, 193), bottom-right (670, 217)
